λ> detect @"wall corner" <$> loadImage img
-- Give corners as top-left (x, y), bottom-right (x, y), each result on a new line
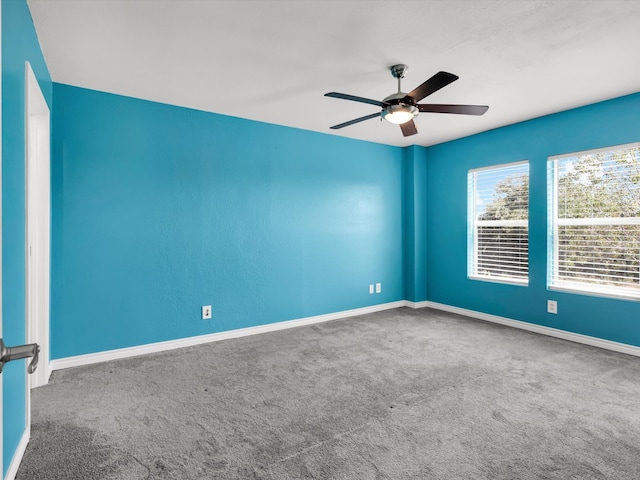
top-left (402, 145), bottom-right (428, 302)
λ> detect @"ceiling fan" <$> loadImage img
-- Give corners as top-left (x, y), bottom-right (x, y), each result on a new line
top-left (325, 64), bottom-right (488, 137)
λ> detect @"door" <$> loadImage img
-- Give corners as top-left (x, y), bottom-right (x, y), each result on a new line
top-left (25, 61), bottom-right (50, 391)
top-left (0, 59), bottom-right (50, 480)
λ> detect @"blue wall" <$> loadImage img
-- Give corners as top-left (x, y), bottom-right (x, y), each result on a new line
top-left (52, 84), bottom-right (640, 362)
top-left (426, 92), bottom-right (640, 347)
top-left (2, 0), bottom-right (52, 475)
top-left (51, 84), bottom-right (405, 358)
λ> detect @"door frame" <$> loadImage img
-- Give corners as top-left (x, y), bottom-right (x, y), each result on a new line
top-left (25, 61), bottom-right (51, 393)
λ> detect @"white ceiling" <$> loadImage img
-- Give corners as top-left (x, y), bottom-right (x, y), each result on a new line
top-left (27, 0), bottom-right (640, 147)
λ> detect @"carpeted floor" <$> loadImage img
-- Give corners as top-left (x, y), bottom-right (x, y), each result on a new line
top-left (16, 307), bottom-right (640, 479)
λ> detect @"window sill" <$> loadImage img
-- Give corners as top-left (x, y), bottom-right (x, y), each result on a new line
top-left (469, 275), bottom-right (529, 287)
top-left (549, 284), bottom-right (640, 302)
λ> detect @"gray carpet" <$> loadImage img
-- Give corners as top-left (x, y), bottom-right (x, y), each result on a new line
top-left (16, 307), bottom-right (640, 479)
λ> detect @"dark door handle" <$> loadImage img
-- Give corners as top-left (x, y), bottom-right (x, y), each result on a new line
top-left (0, 338), bottom-right (40, 374)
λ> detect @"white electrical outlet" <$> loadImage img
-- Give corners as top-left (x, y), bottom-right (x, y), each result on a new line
top-left (369, 284), bottom-right (374, 294)
top-left (547, 300), bottom-right (557, 314)
top-left (376, 283), bottom-right (382, 293)
top-left (202, 305), bottom-right (212, 320)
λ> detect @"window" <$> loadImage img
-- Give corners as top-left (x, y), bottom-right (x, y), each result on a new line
top-left (468, 161), bottom-right (529, 284)
top-left (548, 143), bottom-right (640, 299)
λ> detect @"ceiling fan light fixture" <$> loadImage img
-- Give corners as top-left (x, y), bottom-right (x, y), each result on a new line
top-left (382, 104), bottom-right (418, 125)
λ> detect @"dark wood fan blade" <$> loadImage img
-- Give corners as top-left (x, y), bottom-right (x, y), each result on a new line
top-left (404, 71), bottom-right (458, 103)
top-left (417, 104), bottom-right (489, 115)
top-left (325, 92), bottom-right (386, 107)
top-left (400, 120), bottom-right (418, 137)
top-left (330, 112), bottom-right (381, 129)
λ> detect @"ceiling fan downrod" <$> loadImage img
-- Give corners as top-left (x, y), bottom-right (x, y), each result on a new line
top-left (390, 64), bottom-right (408, 93)
top-left (382, 64), bottom-right (417, 124)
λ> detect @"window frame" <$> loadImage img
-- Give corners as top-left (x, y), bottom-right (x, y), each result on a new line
top-left (547, 142), bottom-right (640, 301)
top-left (468, 160), bottom-right (530, 286)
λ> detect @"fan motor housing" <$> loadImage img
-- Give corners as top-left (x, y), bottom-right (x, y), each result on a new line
top-left (382, 91), bottom-right (409, 105)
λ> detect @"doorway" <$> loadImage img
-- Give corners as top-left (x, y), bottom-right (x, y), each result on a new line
top-left (25, 61), bottom-right (51, 392)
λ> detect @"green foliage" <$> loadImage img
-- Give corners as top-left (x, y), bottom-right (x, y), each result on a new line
top-left (554, 148), bottom-right (640, 289)
top-left (557, 224), bottom-right (640, 288)
top-left (476, 172), bottom-right (528, 278)
top-left (480, 173), bottom-right (528, 221)
top-left (557, 150), bottom-right (640, 219)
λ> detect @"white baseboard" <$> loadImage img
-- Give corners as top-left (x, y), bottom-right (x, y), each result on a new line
top-left (424, 301), bottom-right (640, 358)
top-left (49, 299), bottom-right (640, 372)
top-left (404, 300), bottom-right (430, 309)
top-left (5, 429), bottom-right (29, 480)
top-left (50, 301), bottom-right (408, 371)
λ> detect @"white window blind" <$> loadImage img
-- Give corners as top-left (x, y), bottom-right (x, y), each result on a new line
top-left (468, 162), bottom-right (529, 284)
top-left (548, 143), bottom-right (640, 299)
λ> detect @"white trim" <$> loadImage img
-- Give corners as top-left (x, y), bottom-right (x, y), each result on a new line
top-left (25, 62), bottom-right (51, 389)
top-left (548, 142), bottom-right (640, 161)
top-left (49, 298), bottom-right (640, 372)
top-left (404, 300), bottom-right (429, 309)
top-left (476, 219), bottom-right (528, 227)
top-left (4, 429), bottom-right (29, 480)
top-left (424, 301), bottom-right (640, 358)
top-left (468, 159), bottom-right (529, 174)
top-left (548, 158), bottom-right (559, 292)
top-left (51, 301), bottom-right (407, 371)
top-left (549, 284), bottom-right (640, 302)
top-left (557, 217), bottom-right (640, 226)
top-left (468, 275), bottom-right (528, 287)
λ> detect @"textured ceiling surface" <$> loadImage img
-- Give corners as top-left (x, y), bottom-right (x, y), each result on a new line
top-left (27, 0), bottom-right (640, 147)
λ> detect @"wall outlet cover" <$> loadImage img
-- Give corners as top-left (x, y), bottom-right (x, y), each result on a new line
top-left (202, 305), bottom-right (212, 319)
